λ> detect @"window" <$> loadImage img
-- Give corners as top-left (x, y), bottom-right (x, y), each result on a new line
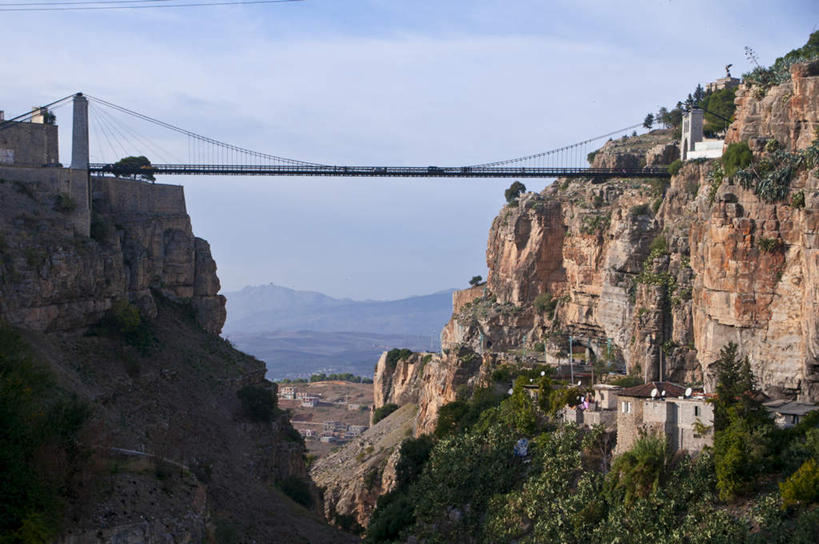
top-left (622, 401), bottom-right (631, 414)
top-left (694, 405), bottom-right (701, 417)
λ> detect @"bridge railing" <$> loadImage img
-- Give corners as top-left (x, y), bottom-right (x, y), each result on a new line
top-left (89, 163), bottom-right (669, 179)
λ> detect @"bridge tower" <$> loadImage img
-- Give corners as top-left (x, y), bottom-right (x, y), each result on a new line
top-left (71, 93), bottom-right (89, 170)
top-left (69, 93), bottom-right (91, 236)
top-left (680, 108), bottom-right (704, 161)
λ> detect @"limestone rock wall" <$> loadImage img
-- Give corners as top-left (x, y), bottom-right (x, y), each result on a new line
top-left (436, 61), bottom-right (819, 401)
top-left (0, 175), bottom-right (225, 334)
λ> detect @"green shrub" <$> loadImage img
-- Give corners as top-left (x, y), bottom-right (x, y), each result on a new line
top-left (630, 203), bottom-right (651, 217)
top-left (333, 513), bottom-right (364, 535)
top-left (103, 299), bottom-right (155, 353)
top-left (237, 385), bottom-right (277, 422)
top-left (667, 159), bottom-right (682, 176)
top-left (646, 177), bottom-right (670, 196)
top-left (534, 291), bottom-right (558, 318)
top-left (373, 403), bottom-right (399, 424)
top-left (396, 435), bottom-right (435, 489)
top-left (791, 191), bottom-right (805, 209)
top-left (278, 475), bottom-right (312, 508)
top-left (53, 192), bottom-right (77, 213)
top-left (365, 491), bottom-right (416, 543)
top-left (605, 433), bottom-right (672, 504)
top-left (780, 459), bottom-right (819, 508)
top-left (580, 213), bottom-right (610, 234)
top-left (385, 348), bottom-right (412, 370)
top-left (722, 142), bottom-right (754, 177)
top-left (703, 87), bottom-right (737, 134)
top-left (0, 325), bottom-right (91, 541)
top-left (648, 234), bottom-right (668, 255)
top-left (757, 237), bottom-right (783, 253)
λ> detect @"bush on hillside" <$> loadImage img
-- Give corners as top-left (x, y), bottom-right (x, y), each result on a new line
top-left (237, 385), bottom-right (277, 423)
top-left (278, 475), bottom-right (312, 508)
top-left (667, 159), bottom-right (682, 176)
top-left (722, 142), bottom-right (754, 177)
top-left (372, 403), bottom-right (399, 424)
top-left (384, 348), bottom-right (412, 370)
top-left (780, 459), bottom-right (819, 508)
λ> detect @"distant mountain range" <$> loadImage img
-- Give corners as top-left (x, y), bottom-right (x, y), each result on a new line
top-left (223, 284), bottom-right (455, 336)
top-left (222, 284), bottom-right (456, 379)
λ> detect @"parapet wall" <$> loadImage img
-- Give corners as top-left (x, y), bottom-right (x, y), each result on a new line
top-left (91, 176), bottom-right (187, 218)
top-left (0, 122), bottom-right (59, 167)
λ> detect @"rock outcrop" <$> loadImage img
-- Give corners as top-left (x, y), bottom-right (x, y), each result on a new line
top-left (436, 61), bottom-right (819, 401)
top-left (312, 403), bottom-right (418, 529)
top-left (0, 176), bottom-right (225, 334)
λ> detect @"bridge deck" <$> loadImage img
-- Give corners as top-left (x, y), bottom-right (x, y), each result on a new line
top-left (89, 163), bottom-right (669, 179)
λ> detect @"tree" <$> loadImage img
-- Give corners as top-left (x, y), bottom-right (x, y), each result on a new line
top-left (693, 83), bottom-right (706, 105)
top-left (108, 155), bottom-right (156, 182)
top-left (656, 107), bottom-right (669, 128)
top-left (468, 275), bottom-right (483, 287)
top-left (711, 342), bottom-right (760, 429)
top-left (604, 433), bottom-right (672, 504)
top-left (643, 113), bottom-right (654, 129)
top-left (504, 181), bottom-right (526, 204)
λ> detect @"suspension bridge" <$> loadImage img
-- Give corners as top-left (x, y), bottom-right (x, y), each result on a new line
top-left (1, 93), bottom-right (670, 179)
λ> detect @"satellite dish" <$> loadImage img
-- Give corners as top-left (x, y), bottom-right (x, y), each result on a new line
top-left (661, 390), bottom-right (667, 397)
top-left (577, 381), bottom-right (582, 387)
top-left (541, 370), bottom-right (546, 377)
top-left (685, 387), bottom-right (693, 398)
top-left (507, 388), bottom-right (514, 395)
top-left (650, 388), bottom-right (658, 399)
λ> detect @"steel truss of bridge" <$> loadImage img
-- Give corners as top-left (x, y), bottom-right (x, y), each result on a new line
top-left (89, 163), bottom-right (669, 179)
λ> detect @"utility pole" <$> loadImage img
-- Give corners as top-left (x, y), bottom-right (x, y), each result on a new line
top-left (569, 335), bottom-right (574, 384)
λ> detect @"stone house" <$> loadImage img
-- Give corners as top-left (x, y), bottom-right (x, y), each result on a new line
top-left (764, 400), bottom-right (819, 428)
top-left (563, 384), bottom-right (622, 430)
top-left (615, 382), bottom-right (713, 454)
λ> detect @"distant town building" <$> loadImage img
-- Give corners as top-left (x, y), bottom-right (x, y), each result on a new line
top-left (279, 386), bottom-right (296, 400)
top-left (323, 421), bottom-right (347, 433)
top-left (615, 382), bottom-right (713, 454)
top-left (348, 425), bottom-right (368, 436)
top-left (301, 396), bottom-right (319, 408)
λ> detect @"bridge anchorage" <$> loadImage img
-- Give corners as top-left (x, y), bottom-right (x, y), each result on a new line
top-left (6, 93), bottom-right (670, 180)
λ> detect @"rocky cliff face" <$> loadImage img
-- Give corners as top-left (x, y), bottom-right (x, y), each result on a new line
top-left (435, 61), bottom-right (819, 401)
top-left (0, 176), bottom-right (225, 334)
top-left (0, 173), bottom-right (352, 542)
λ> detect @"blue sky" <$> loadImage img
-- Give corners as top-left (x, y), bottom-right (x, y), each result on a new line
top-left (1, 1), bottom-right (816, 299)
